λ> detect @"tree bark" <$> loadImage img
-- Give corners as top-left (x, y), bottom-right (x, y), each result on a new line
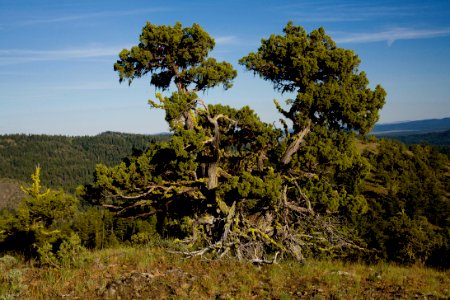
top-left (184, 110), bottom-right (194, 131)
top-left (207, 162), bottom-right (218, 189)
top-left (280, 121), bottom-right (311, 165)
top-left (205, 112), bottom-right (223, 189)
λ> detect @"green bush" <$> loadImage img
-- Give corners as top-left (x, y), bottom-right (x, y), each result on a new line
top-left (37, 233), bottom-right (87, 268)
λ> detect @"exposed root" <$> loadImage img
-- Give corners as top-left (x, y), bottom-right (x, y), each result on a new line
top-left (171, 184), bottom-right (364, 263)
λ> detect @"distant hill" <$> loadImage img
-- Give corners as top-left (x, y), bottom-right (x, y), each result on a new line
top-left (370, 118), bottom-right (450, 158)
top-left (0, 132), bottom-right (170, 193)
top-left (371, 117), bottom-right (450, 135)
top-left (0, 178), bottom-right (24, 210)
top-left (378, 130), bottom-right (450, 146)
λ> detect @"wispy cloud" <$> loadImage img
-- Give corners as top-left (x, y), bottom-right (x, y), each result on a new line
top-left (17, 8), bottom-right (171, 26)
top-left (0, 46), bottom-right (123, 66)
top-left (276, 1), bottom-right (421, 23)
top-left (335, 27), bottom-right (450, 45)
top-left (214, 35), bottom-right (239, 45)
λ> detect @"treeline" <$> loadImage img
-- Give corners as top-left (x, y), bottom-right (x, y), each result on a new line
top-left (0, 132), bottom-right (170, 192)
top-left (377, 130), bottom-right (450, 158)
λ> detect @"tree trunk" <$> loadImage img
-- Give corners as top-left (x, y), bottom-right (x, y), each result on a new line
top-left (205, 113), bottom-right (222, 189)
top-left (280, 122), bottom-right (311, 165)
top-left (207, 162), bottom-right (218, 189)
top-left (184, 110), bottom-right (194, 131)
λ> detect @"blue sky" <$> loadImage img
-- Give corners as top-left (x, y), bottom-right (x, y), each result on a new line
top-left (1, 0), bottom-right (449, 135)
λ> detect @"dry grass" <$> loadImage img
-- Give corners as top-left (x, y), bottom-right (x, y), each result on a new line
top-left (1, 245), bottom-right (449, 299)
top-left (355, 139), bottom-right (379, 155)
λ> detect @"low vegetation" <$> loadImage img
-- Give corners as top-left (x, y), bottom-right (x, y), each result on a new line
top-left (1, 245), bottom-right (449, 299)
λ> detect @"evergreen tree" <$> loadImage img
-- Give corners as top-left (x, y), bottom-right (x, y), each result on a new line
top-left (92, 21), bottom-right (385, 263)
top-left (239, 21), bottom-right (386, 165)
top-left (114, 21), bottom-right (237, 131)
top-left (0, 167), bottom-right (80, 261)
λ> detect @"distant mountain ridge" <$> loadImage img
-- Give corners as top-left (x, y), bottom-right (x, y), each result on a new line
top-left (372, 117), bottom-right (450, 135)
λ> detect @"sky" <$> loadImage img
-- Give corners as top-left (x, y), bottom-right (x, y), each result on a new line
top-left (0, 0), bottom-right (449, 135)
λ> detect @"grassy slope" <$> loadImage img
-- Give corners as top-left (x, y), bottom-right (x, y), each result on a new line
top-left (1, 245), bottom-right (448, 299)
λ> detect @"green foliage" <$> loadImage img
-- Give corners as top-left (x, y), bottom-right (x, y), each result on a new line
top-left (386, 213), bottom-right (443, 265)
top-left (1, 20), bottom-right (446, 270)
top-left (37, 233), bottom-right (87, 268)
top-left (0, 167), bottom-right (81, 263)
top-left (114, 22), bottom-right (236, 92)
top-left (115, 22), bottom-right (236, 133)
top-left (377, 129), bottom-right (450, 159)
top-left (240, 22), bottom-right (386, 136)
top-left (71, 206), bottom-right (158, 249)
top-left (0, 167), bottom-right (158, 265)
top-left (18, 167), bottom-right (78, 228)
top-left (131, 231), bottom-right (154, 245)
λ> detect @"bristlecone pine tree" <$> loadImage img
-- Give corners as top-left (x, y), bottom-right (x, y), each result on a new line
top-left (92, 21), bottom-right (386, 263)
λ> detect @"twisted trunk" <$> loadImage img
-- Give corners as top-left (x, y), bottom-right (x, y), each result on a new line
top-left (280, 121), bottom-right (311, 165)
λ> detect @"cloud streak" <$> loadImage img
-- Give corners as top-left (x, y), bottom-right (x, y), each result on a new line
top-left (276, 1), bottom-right (419, 23)
top-left (335, 27), bottom-right (450, 45)
top-left (0, 46), bottom-right (123, 66)
top-left (214, 35), bottom-right (239, 45)
top-left (17, 8), bottom-right (171, 26)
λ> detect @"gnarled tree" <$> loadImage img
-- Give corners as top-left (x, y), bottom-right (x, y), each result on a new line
top-left (239, 21), bottom-right (386, 227)
top-left (92, 21), bottom-right (385, 263)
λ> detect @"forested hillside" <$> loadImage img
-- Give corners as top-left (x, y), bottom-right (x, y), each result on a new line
top-left (0, 132), bottom-right (170, 192)
top-left (378, 130), bottom-right (450, 158)
top-left (359, 139), bottom-right (450, 267)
